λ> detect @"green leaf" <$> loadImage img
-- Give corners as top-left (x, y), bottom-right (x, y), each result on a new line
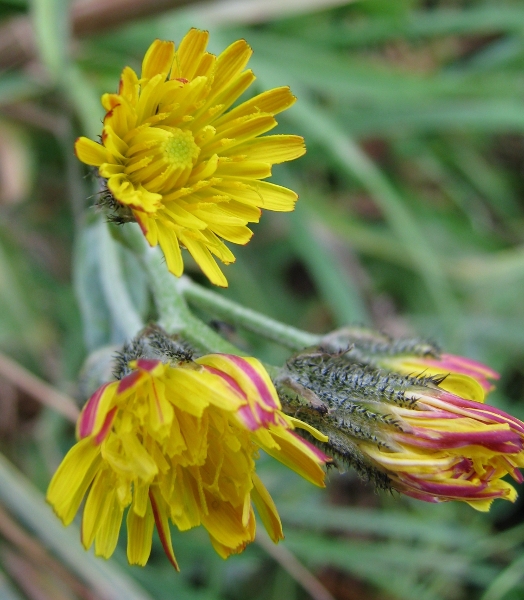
top-left (0, 568), bottom-right (25, 600)
top-left (0, 73), bottom-right (44, 105)
top-left (289, 208), bottom-right (371, 325)
top-left (275, 89), bottom-right (459, 331)
top-left (279, 502), bottom-right (483, 547)
top-left (30, 0), bottom-right (69, 81)
top-left (74, 217), bottom-right (144, 351)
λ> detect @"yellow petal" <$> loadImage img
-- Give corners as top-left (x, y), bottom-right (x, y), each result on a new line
top-left (465, 499), bottom-right (493, 512)
top-left (164, 204), bottom-right (207, 230)
top-left (218, 199), bottom-right (261, 223)
top-left (194, 52), bottom-right (216, 79)
top-left (260, 429), bottom-right (326, 487)
top-left (169, 465), bottom-right (202, 531)
top-left (94, 488), bottom-right (124, 559)
top-left (121, 433), bottom-right (159, 482)
top-left (102, 124), bottom-right (128, 159)
top-left (197, 354), bottom-right (280, 411)
top-left (200, 229), bottom-right (236, 264)
top-left (186, 154), bottom-right (219, 186)
top-left (142, 39), bottom-right (175, 80)
top-left (191, 204), bottom-right (246, 227)
top-left (215, 161), bottom-right (272, 180)
top-left (205, 223), bottom-right (253, 246)
top-left (82, 469), bottom-right (112, 550)
top-left (391, 360), bottom-right (486, 402)
top-left (46, 438), bottom-right (102, 525)
top-left (286, 416), bottom-right (329, 443)
top-left (150, 486), bottom-right (179, 571)
top-left (191, 70), bottom-right (256, 130)
top-left (104, 103), bottom-right (131, 139)
top-left (127, 498), bottom-right (154, 565)
top-left (215, 86), bottom-right (296, 127)
top-left (165, 368), bottom-right (243, 414)
top-left (209, 534), bottom-right (235, 559)
top-left (157, 223), bottom-right (184, 276)
top-left (133, 481), bottom-right (151, 518)
top-left (438, 373), bottom-right (485, 402)
top-left (80, 382), bottom-right (118, 440)
top-left (216, 180), bottom-right (298, 212)
top-left (211, 39), bottom-right (252, 99)
top-left (134, 211), bottom-right (158, 246)
top-left (118, 66), bottom-right (139, 106)
top-left (200, 490), bottom-right (254, 549)
top-left (179, 234), bottom-right (229, 287)
top-left (136, 73), bottom-right (165, 125)
top-left (145, 377), bottom-right (174, 433)
top-left (107, 175), bottom-right (162, 212)
top-left (75, 137), bottom-right (109, 167)
top-left (222, 135), bottom-right (306, 164)
top-left (251, 473), bottom-right (283, 543)
top-left (99, 163), bottom-right (125, 178)
top-left (175, 28), bottom-right (209, 80)
top-left (102, 93), bottom-right (120, 112)
top-left (209, 115), bottom-right (277, 151)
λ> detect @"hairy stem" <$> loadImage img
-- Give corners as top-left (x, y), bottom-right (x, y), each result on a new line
top-left (144, 247), bottom-right (243, 355)
top-left (177, 276), bottom-right (321, 350)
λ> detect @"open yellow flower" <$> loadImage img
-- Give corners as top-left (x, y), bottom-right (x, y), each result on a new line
top-left (47, 354), bottom-right (328, 568)
top-left (75, 31), bottom-right (305, 286)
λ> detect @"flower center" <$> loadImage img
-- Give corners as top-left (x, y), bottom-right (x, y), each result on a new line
top-left (161, 129), bottom-right (200, 169)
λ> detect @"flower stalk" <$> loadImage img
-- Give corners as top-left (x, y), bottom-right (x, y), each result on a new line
top-left (177, 275), bottom-right (321, 350)
top-left (145, 246), bottom-right (241, 355)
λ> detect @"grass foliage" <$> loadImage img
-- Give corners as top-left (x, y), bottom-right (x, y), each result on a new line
top-left (1, 0), bottom-right (524, 598)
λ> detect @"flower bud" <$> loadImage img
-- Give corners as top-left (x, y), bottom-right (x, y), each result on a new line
top-left (276, 351), bottom-right (523, 511)
top-left (320, 327), bottom-right (498, 399)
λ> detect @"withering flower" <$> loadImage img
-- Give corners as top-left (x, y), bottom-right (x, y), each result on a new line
top-left (47, 348), bottom-right (328, 568)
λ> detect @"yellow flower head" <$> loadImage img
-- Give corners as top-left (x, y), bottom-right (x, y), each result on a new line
top-left (47, 353), bottom-right (328, 568)
top-left (75, 31), bottom-right (305, 287)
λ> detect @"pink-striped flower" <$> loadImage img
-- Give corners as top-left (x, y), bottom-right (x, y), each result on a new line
top-left (279, 349), bottom-right (522, 511)
top-left (360, 386), bottom-right (524, 510)
top-left (47, 354), bottom-right (329, 568)
top-left (379, 353), bottom-right (499, 397)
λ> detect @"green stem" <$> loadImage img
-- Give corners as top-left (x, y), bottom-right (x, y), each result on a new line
top-left (144, 247), bottom-right (243, 355)
top-left (177, 276), bottom-right (321, 351)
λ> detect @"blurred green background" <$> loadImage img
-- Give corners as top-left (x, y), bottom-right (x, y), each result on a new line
top-left (2, 0), bottom-right (524, 598)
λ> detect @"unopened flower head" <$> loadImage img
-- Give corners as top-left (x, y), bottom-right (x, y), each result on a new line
top-left (75, 30), bottom-right (305, 287)
top-left (277, 352), bottom-right (523, 511)
top-left (47, 343), bottom-right (328, 568)
top-left (320, 327), bottom-right (499, 399)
